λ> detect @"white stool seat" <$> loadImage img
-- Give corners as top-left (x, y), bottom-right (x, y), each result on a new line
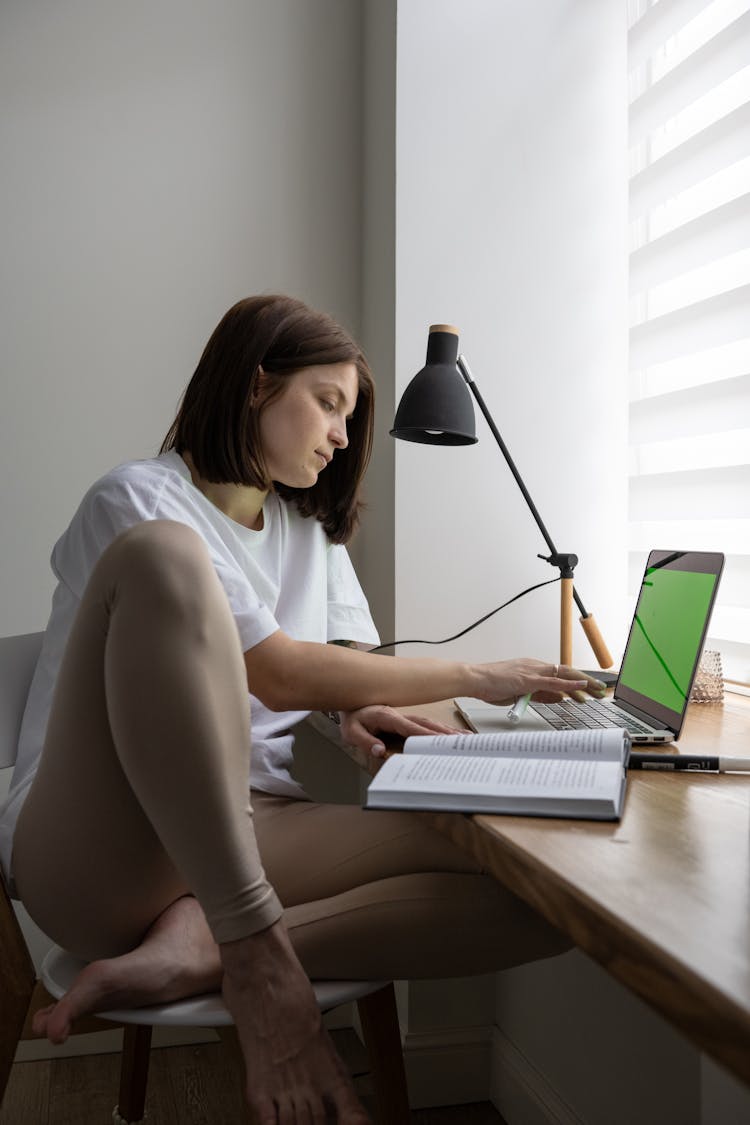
top-left (41, 945), bottom-right (389, 1026)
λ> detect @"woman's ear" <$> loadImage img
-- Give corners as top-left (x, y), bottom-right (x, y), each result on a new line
top-left (251, 364), bottom-right (267, 404)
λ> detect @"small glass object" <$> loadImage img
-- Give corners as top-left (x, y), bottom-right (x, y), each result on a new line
top-left (690, 650), bottom-right (724, 704)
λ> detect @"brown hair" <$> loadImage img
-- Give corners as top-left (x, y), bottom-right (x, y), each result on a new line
top-left (160, 295), bottom-right (375, 543)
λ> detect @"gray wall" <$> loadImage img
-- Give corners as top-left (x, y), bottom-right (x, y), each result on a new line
top-left (0, 0), bottom-right (367, 1017)
top-left (0, 0), bottom-right (363, 635)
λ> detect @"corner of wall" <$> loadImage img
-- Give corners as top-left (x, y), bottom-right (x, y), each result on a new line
top-left (350, 0), bottom-right (398, 642)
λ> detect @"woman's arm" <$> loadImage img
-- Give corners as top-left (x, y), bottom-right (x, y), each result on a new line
top-left (324, 640), bottom-right (467, 757)
top-left (244, 630), bottom-right (603, 714)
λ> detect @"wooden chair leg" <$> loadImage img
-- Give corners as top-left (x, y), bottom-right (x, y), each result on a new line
top-left (115, 1024), bottom-right (152, 1124)
top-left (0, 989), bottom-right (32, 1110)
top-left (0, 878), bottom-right (36, 1110)
top-left (357, 983), bottom-right (410, 1125)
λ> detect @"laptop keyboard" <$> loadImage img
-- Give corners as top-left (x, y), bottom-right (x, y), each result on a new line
top-left (533, 698), bottom-right (653, 736)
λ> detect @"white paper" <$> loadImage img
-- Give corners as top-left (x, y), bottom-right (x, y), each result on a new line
top-left (403, 726), bottom-right (627, 762)
top-left (373, 752), bottom-right (622, 797)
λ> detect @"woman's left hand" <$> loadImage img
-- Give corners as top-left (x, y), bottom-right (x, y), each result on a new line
top-left (338, 704), bottom-right (465, 759)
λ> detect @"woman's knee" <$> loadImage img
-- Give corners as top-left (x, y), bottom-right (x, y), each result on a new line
top-left (100, 521), bottom-right (213, 597)
top-left (86, 520), bottom-right (231, 636)
top-left (106, 519), bottom-right (206, 566)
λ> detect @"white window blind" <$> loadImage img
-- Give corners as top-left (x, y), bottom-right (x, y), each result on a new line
top-left (627, 0), bottom-right (750, 688)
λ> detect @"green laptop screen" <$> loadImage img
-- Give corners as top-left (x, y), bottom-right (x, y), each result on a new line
top-left (618, 566), bottom-right (717, 713)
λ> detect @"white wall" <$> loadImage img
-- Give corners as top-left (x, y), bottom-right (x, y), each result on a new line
top-left (393, 0), bottom-right (630, 671)
top-left (387, 0), bottom-right (658, 1118)
top-left (386, 8), bottom-right (750, 1124)
top-left (0, 0), bottom-right (363, 635)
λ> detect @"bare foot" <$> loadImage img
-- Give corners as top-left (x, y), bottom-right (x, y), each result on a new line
top-left (33, 895), bottom-right (221, 1044)
top-left (221, 919), bottom-right (371, 1122)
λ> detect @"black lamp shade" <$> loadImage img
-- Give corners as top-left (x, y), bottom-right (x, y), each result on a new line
top-left (390, 326), bottom-right (477, 446)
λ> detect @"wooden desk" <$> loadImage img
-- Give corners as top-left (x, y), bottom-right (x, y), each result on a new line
top-left (334, 693), bottom-right (750, 1087)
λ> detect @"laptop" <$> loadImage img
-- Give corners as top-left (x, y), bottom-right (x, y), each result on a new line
top-left (457, 550), bottom-right (724, 744)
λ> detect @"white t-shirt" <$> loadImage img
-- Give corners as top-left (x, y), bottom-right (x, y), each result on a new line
top-left (0, 451), bottom-right (379, 885)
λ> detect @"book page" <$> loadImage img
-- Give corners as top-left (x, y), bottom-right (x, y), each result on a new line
top-left (373, 752), bottom-right (622, 797)
top-left (403, 727), bottom-right (627, 762)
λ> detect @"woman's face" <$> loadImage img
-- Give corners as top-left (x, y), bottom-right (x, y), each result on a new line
top-left (257, 362), bottom-right (359, 488)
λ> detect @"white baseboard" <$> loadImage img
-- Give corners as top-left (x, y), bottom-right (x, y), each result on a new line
top-left (490, 1027), bottom-right (584, 1125)
top-left (401, 1025), bottom-right (492, 1108)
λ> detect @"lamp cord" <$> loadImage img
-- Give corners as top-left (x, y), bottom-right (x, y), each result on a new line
top-left (369, 575), bottom-right (561, 653)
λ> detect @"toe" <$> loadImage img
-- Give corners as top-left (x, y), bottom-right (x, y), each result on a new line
top-left (31, 1004), bottom-right (54, 1036)
top-left (45, 1001), bottom-right (73, 1045)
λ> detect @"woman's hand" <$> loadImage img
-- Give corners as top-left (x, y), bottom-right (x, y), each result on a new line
top-left (339, 704), bottom-right (466, 759)
top-left (472, 659), bottom-right (607, 707)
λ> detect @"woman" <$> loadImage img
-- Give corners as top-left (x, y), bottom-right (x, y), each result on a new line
top-left (1, 295), bottom-right (605, 1122)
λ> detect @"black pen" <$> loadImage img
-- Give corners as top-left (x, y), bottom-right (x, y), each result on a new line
top-left (629, 752), bottom-right (750, 773)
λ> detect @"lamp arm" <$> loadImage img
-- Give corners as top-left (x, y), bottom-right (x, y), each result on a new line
top-left (456, 355), bottom-right (613, 669)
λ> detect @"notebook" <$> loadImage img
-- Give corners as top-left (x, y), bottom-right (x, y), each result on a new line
top-left (457, 550), bottom-right (724, 744)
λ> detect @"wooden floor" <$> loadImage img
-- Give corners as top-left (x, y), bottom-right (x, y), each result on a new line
top-left (1, 1035), bottom-right (508, 1124)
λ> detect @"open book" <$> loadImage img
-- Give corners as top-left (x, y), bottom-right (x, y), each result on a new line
top-left (365, 726), bottom-right (630, 820)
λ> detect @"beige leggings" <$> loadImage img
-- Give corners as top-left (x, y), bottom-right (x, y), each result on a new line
top-left (13, 521), bottom-right (568, 979)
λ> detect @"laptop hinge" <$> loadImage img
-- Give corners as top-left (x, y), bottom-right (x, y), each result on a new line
top-left (615, 699), bottom-right (675, 733)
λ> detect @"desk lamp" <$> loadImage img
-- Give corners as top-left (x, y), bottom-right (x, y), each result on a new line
top-left (390, 324), bottom-right (613, 669)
